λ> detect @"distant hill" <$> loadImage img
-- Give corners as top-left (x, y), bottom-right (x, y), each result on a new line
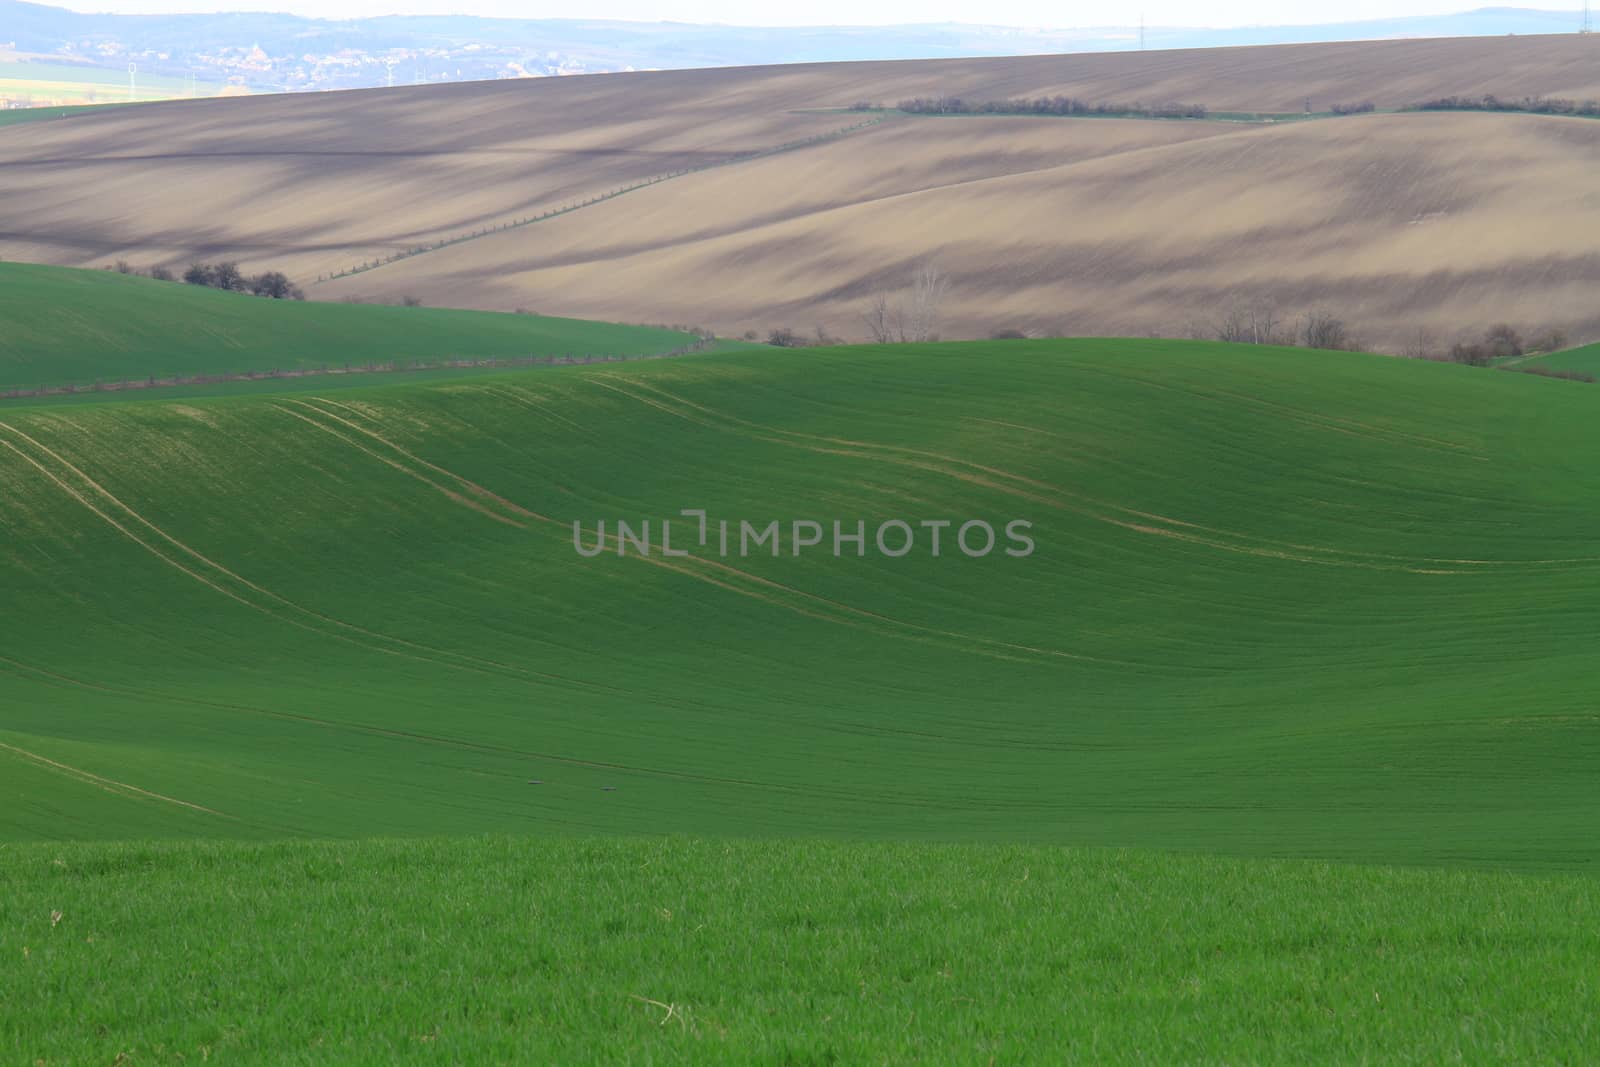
top-left (0, 0), bottom-right (1593, 93)
top-left (4, 34), bottom-right (1598, 349)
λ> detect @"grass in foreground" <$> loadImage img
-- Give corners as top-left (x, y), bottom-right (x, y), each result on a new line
top-left (3, 836), bottom-right (1595, 1064)
top-left (0, 262), bottom-right (698, 392)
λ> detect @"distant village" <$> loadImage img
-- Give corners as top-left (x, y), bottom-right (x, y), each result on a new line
top-left (0, 35), bottom-right (617, 108)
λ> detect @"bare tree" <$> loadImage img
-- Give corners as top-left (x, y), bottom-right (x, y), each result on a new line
top-left (1299, 310), bottom-right (1350, 351)
top-left (1250, 303), bottom-right (1286, 345)
top-left (813, 323), bottom-right (842, 346)
top-left (1215, 306), bottom-right (1255, 344)
top-left (1484, 323), bottom-right (1524, 359)
top-left (249, 271), bottom-right (297, 299)
top-left (863, 293), bottom-right (895, 344)
top-left (905, 261), bottom-right (949, 343)
top-left (861, 261), bottom-right (949, 344)
top-left (1399, 327), bottom-right (1442, 361)
top-left (1449, 340), bottom-right (1494, 367)
top-left (1216, 300), bottom-right (1288, 345)
top-left (1527, 327), bottom-right (1570, 354)
top-left (211, 261), bottom-right (246, 292)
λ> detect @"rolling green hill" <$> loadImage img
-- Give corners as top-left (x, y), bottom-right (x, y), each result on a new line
top-left (1514, 341), bottom-right (1600, 375)
top-left (2, 338), bottom-right (1597, 868)
top-left (0, 262), bottom-right (699, 392)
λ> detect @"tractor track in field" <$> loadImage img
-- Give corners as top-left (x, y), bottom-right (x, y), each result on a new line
top-left (274, 399), bottom-right (543, 527)
top-left (601, 376), bottom-right (1600, 573)
top-left (0, 419), bottom-right (611, 692)
top-left (585, 376), bottom-right (1408, 571)
top-left (3, 400), bottom-right (1116, 712)
top-left (0, 737), bottom-right (235, 820)
top-left (290, 394), bottom-right (1137, 667)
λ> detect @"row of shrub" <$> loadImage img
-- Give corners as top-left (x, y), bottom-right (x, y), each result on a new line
top-left (1413, 95), bottom-right (1600, 118)
top-left (758, 310), bottom-right (1358, 352)
top-left (860, 93), bottom-right (1600, 122)
top-left (182, 261), bottom-right (305, 300)
top-left (1203, 316), bottom-right (1591, 381)
top-left (857, 98), bottom-right (1394, 120)
top-left (747, 313), bottom-right (1588, 372)
top-left (1169, 305), bottom-right (1370, 351)
top-left (1508, 365), bottom-right (1595, 383)
top-left (337, 295), bottom-right (425, 307)
top-left (870, 97), bottom-right (1209, 120)
top-left (1443, 324), bottom-right (1570, 367)
top-left (108, 259), bottom-right (305, 300)
top-left (108, 254), bottom-right (1588, 376)
top-left (748, 326), bottom-right (847, 348)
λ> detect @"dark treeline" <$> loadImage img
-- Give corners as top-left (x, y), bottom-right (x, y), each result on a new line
top-left (111, 258), bottom-right (307, 300)
top-left (182, 261), bottom-right (305, 300)
top-left (876, 97), bottom-right (1209, 120)
top-left (1414, 95), bottom-right (1600, 118)
top-left (867, 94), bottom-right (1600, 121)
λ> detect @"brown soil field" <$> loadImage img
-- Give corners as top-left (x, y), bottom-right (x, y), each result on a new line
top-left (2, 33), bottom-right (1598, 348)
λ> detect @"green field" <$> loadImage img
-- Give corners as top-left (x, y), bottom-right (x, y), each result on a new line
top-left (0, 102), bottom-right (122, 126)
top-left (0, 58), bottom-right (221, 104)
top-left (1514, 341), bottom-right (1600, 375)
top-left (0, 262), bottom-right (699, 391)
top-left (3, 334), bottom-right (1597, 861)
top-left (4, 281), bottom-right (1599, 1058)
top-left (5, 836), bottom-right (1597, 1064)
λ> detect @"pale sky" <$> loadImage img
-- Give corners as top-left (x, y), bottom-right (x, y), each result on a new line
top-left (46, 1), bottom-right (1496, 27)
